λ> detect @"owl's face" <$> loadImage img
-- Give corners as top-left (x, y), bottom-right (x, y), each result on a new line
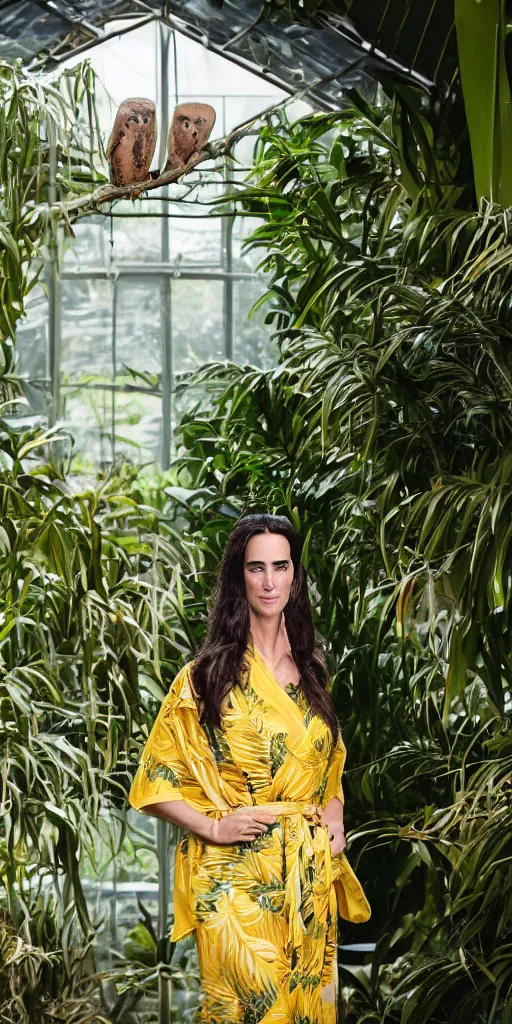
top-left (175, 114), bottom-right (205, 141)
top-left (171, 105), bottom-right (215, 152)
top-left (167, 102), bottom-right (215, 169)
top-left (124, 107), bottom-right (155, 131)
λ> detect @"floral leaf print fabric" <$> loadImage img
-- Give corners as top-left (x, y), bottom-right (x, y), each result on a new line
top-left (129, 640), bottom-right (371, 1023)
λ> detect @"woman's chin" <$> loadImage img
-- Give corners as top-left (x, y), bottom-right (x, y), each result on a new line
top-left (251, 599), bottom-right (282, 615)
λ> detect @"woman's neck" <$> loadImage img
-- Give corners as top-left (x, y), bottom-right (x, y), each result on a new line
top-left (249, 612), bottom-right (289, 663)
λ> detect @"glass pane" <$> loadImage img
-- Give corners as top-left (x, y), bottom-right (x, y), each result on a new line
top-left (114, 279), bottom-right (162, 377)
top-left (233, 277), bottom-right (279, 367)
top-left (63, 216), bottom-right (107, 269)
top-left (61, 383), bottom-right (112, 471)
top-left (112, 199), bottom-right (161, 263)
top-left (226, 95), bottom-right (280, 168)
top-left (174, 34), bottom-right (286, 112)
top-left (61, 385), bottom-right (163, 472)
top-left (63, 21), bottom-right (159, 147)
top-left (232, 214), bottom-right (268, 273)
top-left (168, 210), bottom-right (221, 265)
top-left (16, 281), bottom-right (48, 379)
top-left (48, 25), bottom-right (288, 476)
top-left (61, 279), bottom-right (113, 379)
top-left (171, 279), bottom-right (224, 372)
top-left (112, 390), bottom-right (163, 465)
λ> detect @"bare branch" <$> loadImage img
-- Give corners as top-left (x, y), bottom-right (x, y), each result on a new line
top-left (54, 140), bottom-right (226, 221)
top-left (35, 108), bottom-right (273, 226)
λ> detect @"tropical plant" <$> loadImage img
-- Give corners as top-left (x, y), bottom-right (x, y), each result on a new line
top-left (0, 58), bottom-right (107, 365)
top-left (3, 29), bottom-right (512, 1024)
top-left (148, 90), bottom-right (512, 1022)
top-left (0, 56), bottom-right (203, 1020)
top-left (0, 902), bottom-right (114, 1024)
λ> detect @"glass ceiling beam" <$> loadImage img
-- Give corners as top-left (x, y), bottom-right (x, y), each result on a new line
top-left (34, 6), bottom-right (301, 106)
top-left (31, 0), bottom-right (105, 40)
top-left (33, 13), bottom-right (156, 67)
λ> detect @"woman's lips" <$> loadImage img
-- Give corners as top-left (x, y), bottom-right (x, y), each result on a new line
top-left (261, 596), bottom-right (277, 602)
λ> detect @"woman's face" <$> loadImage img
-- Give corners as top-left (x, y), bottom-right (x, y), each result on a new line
top-left (243, 531), bottom-right (294, 618)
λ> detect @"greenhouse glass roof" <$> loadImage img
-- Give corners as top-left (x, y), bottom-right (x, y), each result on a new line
top-left (0, 1), bottom-right (459, 105)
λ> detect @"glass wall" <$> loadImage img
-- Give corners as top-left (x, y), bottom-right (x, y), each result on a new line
top-left (16, 20), bottom-right (290, 473)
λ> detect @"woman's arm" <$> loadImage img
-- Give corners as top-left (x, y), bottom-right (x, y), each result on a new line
top-left (140, 798), bottom-right (216, 840)
top-left (141, 798), bottom-right (275, 844)
top-left (319, 727), bottom-right (348, 857)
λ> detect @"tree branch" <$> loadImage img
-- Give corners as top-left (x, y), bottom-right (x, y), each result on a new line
top-left (58, 141), bottom-right (223, 219)
top-left (42, 113), bottom-right (265, 224)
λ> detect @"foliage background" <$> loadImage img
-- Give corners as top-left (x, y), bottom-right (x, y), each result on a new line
top-left (0, 58), bottom-right (199, 1022)
top-left (163, 84), bottom-right (512, 1022)
top-left (1, 41), bottom-right (511, 1024)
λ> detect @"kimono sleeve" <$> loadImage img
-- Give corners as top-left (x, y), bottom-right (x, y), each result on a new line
top-left (128, 663), bottom-right (192, 813)
top-left (323, 729), bottom-right (347, 805)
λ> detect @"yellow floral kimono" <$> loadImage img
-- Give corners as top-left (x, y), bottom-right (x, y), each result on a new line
top-left (129, 639), bottom-right (370, 1023)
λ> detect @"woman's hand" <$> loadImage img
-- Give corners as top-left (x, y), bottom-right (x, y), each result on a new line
top-left (327, 822), bottom-right (346, 857)
top-left (209, 807), bottom-right (276, 845)
top-left (320, 796), bottom-right (346, 857)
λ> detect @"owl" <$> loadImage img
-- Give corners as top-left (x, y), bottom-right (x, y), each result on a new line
top-left (164, 102), bottom-right (216, 171)
top-left (106, 98), bottom-right (157, 187)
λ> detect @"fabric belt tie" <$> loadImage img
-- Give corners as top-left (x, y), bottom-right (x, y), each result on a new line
top-left (246, 800), bottom-right (333, 957)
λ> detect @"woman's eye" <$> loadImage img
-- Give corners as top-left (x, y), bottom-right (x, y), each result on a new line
top-left (248, 566), bottom-right (288, 572)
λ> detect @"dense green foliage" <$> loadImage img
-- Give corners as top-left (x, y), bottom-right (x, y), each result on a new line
top-left (0, 421), bottom-right (195, 1019)
top-left (2, 48), bottom-right (512, 1024)
top-left (0, 59), bottom-right (107, 360)
top-left (157, 90), bottom-right (512, 1022)
top-left (0, 59), bottom-right (187, 1022)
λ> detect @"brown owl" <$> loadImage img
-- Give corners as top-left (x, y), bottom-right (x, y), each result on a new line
top-left (164, 102), bottom-right (216, 171)
top-left (106, 98), bottom-right (157, 187)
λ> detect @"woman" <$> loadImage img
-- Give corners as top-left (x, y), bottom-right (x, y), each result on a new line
top-left (129, 512), bottom-right (370, 1023)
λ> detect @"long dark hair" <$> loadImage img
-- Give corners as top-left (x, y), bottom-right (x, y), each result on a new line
top-left (190, 512), bottom-right (341, 745)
